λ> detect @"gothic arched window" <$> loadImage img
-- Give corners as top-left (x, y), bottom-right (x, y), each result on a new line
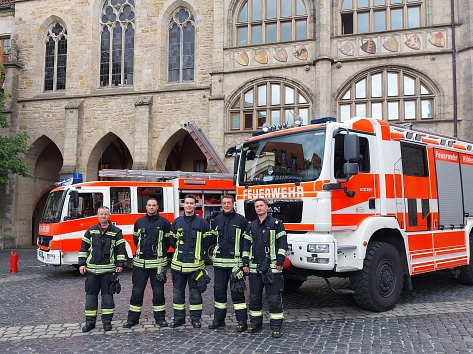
top-left (44, 23), bottom-right (67, 91)
top-left (168, 7), bottom-right (195, 83)
top-left (100, 0), bottom-right (135, 87)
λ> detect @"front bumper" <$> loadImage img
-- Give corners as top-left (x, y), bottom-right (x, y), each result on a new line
top-left (37, 249), bottom-right (61, 265)
top-left (287, 233), bottom-right (335, 270)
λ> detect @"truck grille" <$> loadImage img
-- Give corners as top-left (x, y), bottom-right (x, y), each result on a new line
top-left (244, 199), bottom-right (303, 223)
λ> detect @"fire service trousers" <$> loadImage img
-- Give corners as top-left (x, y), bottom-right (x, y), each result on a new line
top-left (127, 267), bottom-right (166, 322)
top-left (84, 272), bottom-right (114, 325)
top-left (248, 272), bottom-right (284, 329)
top-left (172, 270), bottom-right (202, 321)
top-left (213, 267), bottom-right (247, 322)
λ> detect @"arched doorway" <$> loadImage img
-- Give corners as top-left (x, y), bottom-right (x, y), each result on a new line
top-left (164, 130), bottom-right (208, 172)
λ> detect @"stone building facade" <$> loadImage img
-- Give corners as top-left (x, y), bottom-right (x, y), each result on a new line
top-left (1, 0), bottom-right (472, 248)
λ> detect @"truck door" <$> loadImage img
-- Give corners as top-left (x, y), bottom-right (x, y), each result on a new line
top-left (400, 142), bottom-right (432, 232)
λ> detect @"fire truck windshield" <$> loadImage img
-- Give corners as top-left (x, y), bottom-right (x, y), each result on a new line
top-left (41, 190), bottom-right (66, 222)
top-left (239, 129), bottom-right (326, 186)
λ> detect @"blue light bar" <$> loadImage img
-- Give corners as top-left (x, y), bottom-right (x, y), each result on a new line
top-left (310, 117), bottom-right (336, 125)
top-left (252, 131), bottom-right (266, 136)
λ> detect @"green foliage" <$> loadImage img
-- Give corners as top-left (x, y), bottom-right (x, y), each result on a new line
top-left (0, 72), bottom-right (36, 186)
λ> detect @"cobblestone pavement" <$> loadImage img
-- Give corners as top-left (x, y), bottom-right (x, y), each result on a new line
top-left (1, 248), bottom-right (473, 353)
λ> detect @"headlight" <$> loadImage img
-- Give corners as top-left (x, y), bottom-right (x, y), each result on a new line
top-left (307, 244), bottom-right (329, 253)
top-left (47, 254), bottom-right (56, 259)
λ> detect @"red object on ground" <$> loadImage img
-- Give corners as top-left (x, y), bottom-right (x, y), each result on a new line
top-left (10, 251), bottom-right (19, 273)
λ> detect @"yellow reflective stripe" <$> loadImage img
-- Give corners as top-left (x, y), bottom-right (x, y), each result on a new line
top-left (243, 232), bottom-right (252, 241)
top-left (215, 301), bottom-right (227, 309)
top-left (234, 228), bottom-right (241, 257)
top-left (78, 252), bottom-right (88, 257)
top-left (116, 238), bottom-right (125, 245)
top-left (194, 232), bottom-right (202, 262)
top-left (90, 230), bottom-right (100, 234)
top-left (82, 236), bottom-right (91, 244)
top-left (102, 308), bottom-right (114, 315)
top-left (133, 258), bottom-right (167, 268)
top-left (171, 260), bottom-right (204, 272)
top-left (234, 303), bottom-right (247, 311)
top-left (275, 231), bottom-right (286, 239)
top-left (189, 304), bottom-right (202, 311)
top-left (129, 305), bottom-right (141, 312)
top-left (153, 305), bottom-right (165, 312)
top-left (278, 249), bottom-right (286, 256)
top-left (249, 309), bottom-right (263, 317)
top-left (173, 303), bottom-right (185, 310)
top-left (269, 312), bottom-right (284, 320)
top-left (157, 229), bottom-right (164, 256)
top-left (270, 230), bottom-right (276, 262)
top-left (85, 310), bottom-right (97, 316)
top-left (117, 255), bottom-right (126, 261)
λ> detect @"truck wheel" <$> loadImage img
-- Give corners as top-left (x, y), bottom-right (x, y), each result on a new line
top-left (350, 241), bottom-right (403, 312)
top-left (204, 245), bottom-right (215, 265)
top-left (283, 278), bottom-right (304, 293)
top-left (457, 234), bottom-right (473, 284)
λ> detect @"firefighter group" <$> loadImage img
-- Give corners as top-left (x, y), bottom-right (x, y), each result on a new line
top-left (78, 194), bottom-right (288, 339)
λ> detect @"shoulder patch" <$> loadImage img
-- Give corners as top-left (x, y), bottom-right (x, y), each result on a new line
top-left (275, 220), bottom-right (279, 225)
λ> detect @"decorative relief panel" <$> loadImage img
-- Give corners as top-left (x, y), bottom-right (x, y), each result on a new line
top-left (336, 29), bottom-right (448, 59)
top-left (232, 43), bottom-right (310, 68)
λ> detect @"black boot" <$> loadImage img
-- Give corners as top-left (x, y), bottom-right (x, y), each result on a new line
top-left (208, 319), bottom-right (225, 329)
top-left (82, 322), bottom-right (96, 333)
top-left (123, 320), bottom-right (139, 328)
top-left (170, 319), bottom-right (185, 328)
top-left (236, 321), bottom-right (248, 332)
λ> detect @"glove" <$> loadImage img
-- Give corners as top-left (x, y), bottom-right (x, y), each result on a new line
top-left (193, 269), bottom-right (211, 293)
top-left (257, 258), bottom-right (271, 274)
top-left (261, 267), bottom-right (274, 284)
top-left (230, 266), bottom-right (246, 293)
top-left (109, 272), bottom-right (121, 294)
top-left (156, 266), bottom-right (167, 283)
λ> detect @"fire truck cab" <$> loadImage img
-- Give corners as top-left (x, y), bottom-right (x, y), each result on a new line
top-left (232, 116), bottom-right (473, 312)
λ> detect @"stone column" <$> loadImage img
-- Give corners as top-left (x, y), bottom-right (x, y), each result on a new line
top-left (59, 100), bottom-right (84, 180)
top-left (133, 96), bottom-right (153, 170)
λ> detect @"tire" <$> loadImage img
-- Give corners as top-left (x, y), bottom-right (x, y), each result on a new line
top-left (283, 278), bottom-right (304, 293)
top-left (350, 241), bottom-right (403, 312)
top-left (457, 234), bottom-right (473, 284)
top-left (204, 244), bottom-right (215, 265)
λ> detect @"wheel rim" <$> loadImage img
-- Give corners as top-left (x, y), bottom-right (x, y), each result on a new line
top-left (376, 259), bottom-right (396, 297)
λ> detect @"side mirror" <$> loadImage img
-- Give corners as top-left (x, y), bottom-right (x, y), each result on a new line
top-left (233, 153), bottom-right (240, 176)
top-left (344, 134), bottom-right (360, 162)
top-left (225, 146), bottom-right (237, 157)
top-left (343, 162), bottom-right (359, 177)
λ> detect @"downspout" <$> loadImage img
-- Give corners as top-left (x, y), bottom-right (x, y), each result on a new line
top-left (451, 0), bottom-right (458, 138)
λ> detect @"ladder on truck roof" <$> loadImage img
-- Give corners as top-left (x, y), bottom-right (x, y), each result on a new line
top-left (184, 122), bottom-right (230, 173)
top-left (99, 169), bottom-right (233, 180)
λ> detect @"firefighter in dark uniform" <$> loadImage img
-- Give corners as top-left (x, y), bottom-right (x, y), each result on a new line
top-left (78, 206), bottom-right (126, 332)
top-left (208, 194), bottom-right (249, 332)
top-left (242, 198), bottom-right (287, 338)
top-left (169, 194), bottom-right (212, 329)
top-left (123, 198), bottom-right (171, 328)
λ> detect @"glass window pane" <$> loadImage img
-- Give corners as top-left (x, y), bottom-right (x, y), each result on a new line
top-left (404, 101), bottom-right (416, 120)
top-left (371, 102), bottom-right (383, 119)
top-left (231, 113), bottom-right (240, 129)
top-left (238, 3), bottom-right (248, 22)
top-left (299, 94), bottom-right (308, 103)
top-left (404, 76), bottom-right (415, 95)
top-left (266, 23), bottom-right (277, 43)
top-left (257, 111), bottom-right (267, 127)
top-left (391, 0), bottom-right (402, 4)
top-left (374, 0), bottom-right (385, 5)
top-left (359, 0), bottom-right (369, 7)
top-left (232, 99), bottom-right (240, 108)
top-left (340, 105), bottom-right (351, 122)
top-left (388, 101), bottom-right (399, 120)
top-left (388, 73), bottom-right (398, 96)
top-left (421, 100), bottom-right (433, 118)
top-left (238, 27), bottom-right (248, 46)
top-left (244, 113), bottom-right (253, 129)
top-left (342, 89), bottom-right (351, 100)
top-left (253, 0), bottom-right (262, 21)
top-left (252, 25), bottom-right (262, 44)
top-left (298, 108), bottom-right (309, 125)
top-left (358, 13), bottom-right (369, 33)
top-left (408, 7), bottom-right (420, 28)
top-left (342, 0), bottom-right (352, 10)
top-left (420, 83), bottom-right (431, 95)
top-left (296, 0), bottom-right (306, 16)
top-left (281, 0), bottom-right (291, 17)
top-left (356, 103), bottom-right (366, 117)
top-left (391, 9), bottom-right (402, 30)
top-left (245, 89), bottom-right (253, 107)
top-left (371, 74), bottom-right (382, 97)
top-left (271, 110), bottom-right (281, 125)
top-left (285, 86), bottom-right (294, 104)
top-left (281, 22), bottom-right (291, 42)
top-left (374, 11), bottom-right (386, 32)
top-left (271, 84), bottom-right (280, 105)
top-left (356, 79), bottom-right (366, 98)
top-left (296, 20), bottom-right (307, 40)
top-left (267, 0), bottom-right (277, 18)
top-left (258, 85), bottom-right (267, 106)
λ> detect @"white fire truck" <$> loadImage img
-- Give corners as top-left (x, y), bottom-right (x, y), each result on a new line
top-left (37, 170), bottom-right (234, 267)
top-left (230, 116), bottom-right (473, 312)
